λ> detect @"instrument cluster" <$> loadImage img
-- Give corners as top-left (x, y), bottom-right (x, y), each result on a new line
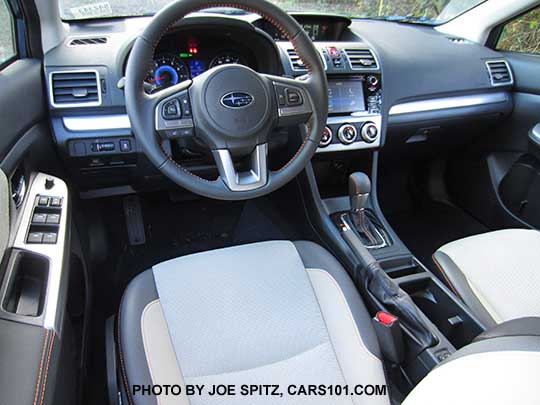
top-left (142, 35), bottom-right (255, 93)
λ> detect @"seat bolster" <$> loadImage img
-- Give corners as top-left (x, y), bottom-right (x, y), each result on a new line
top-left (118, 270), bottom-right (160, 405)
top-left (293, 241), bottom-right (382, 360)
top-left (432, 250), bottom-right (497, 328)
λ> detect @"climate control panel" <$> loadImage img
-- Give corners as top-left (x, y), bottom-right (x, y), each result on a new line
top-left (316, 115), bottom-right (382, 153)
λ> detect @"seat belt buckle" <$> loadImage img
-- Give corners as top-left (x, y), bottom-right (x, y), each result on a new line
top-left (372, 311), bottom-right (405, 364)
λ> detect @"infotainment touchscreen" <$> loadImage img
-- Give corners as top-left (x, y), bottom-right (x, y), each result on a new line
top-left (328, 79), bottom-right (366, 114)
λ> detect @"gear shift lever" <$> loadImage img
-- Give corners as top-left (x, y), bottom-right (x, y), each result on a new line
top-left (349, 172), bottom-right (371, 212)
top-left (347, 172), bottom-right (388, 248)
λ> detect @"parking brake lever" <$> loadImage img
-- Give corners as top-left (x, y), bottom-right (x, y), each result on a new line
top-left (340, 222), bottom-right (437, 351)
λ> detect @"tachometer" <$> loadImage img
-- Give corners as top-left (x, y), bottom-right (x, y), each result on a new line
top-left (209, 53), bottom-right (244, 69)
top-left (145, 54), bottom-right (189, 92)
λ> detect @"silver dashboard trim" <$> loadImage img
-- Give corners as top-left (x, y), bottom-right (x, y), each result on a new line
top-left (63, 114), bottom-right (131, 131)
top-left (389, 92), bottom-right (509, 116)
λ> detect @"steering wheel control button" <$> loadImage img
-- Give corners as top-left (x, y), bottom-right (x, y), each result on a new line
top-left (164, 127), bottom-right (194, 140)
top-left (179, 95), bottom-right (191, 117)
top-left (361, 122), bottom-right (379, 143)
top-left (163, 99), bottom-right (181, 120)
top-left (285, 88), bottom-right (303, 106)
top-left (275, 85), bottom-right (287, 106)
top-left (320, 126), bottom-right (333, 147)
top-left (338, 124), bottom-right (358, 145)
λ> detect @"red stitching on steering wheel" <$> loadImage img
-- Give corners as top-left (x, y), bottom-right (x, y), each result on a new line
top-left (142, 0), bottom-right (318, 188)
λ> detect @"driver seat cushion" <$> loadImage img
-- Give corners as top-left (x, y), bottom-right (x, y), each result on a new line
top-left (118, 241), bottom-right (389, 405)
top-left (433, 229), bottom-right (540, 328)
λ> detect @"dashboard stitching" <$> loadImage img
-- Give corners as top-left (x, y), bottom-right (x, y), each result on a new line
top-left (141, 1), bottom-right (317, 187)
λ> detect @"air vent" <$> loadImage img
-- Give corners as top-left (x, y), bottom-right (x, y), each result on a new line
top-left (49, 70), bottom-right (101, 108)
top-left (286, 49), bottom-right (327, 72)
top-left (486, 60), bottom-right (513, 86)
top-left (287, 49), bottom-right (308, 71)
top-left (69, 37), bottom-right (108, 46)
top-left (344, 48), bottom-right (378, 70)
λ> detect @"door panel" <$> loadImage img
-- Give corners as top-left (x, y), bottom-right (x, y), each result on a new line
top-left (0, 59), bottom-right (46, 161)
top-left (0, 2), bottom-right (76, 403)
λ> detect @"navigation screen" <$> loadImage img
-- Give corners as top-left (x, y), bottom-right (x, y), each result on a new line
top-left (328, 80), bottom-right (366, 114)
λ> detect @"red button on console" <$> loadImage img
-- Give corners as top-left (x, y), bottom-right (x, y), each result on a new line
top-left (376, 311), bottom-right (398, 326)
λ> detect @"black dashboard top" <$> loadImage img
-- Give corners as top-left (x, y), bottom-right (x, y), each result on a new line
top-left (43, 12), bottom-right (510, 114)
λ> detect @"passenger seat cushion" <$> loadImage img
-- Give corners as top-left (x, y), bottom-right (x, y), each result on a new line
top-left (434, 229), bottom-right (540, 325)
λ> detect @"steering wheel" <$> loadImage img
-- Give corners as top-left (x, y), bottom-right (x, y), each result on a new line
top-left (125, 0), bottom-right (328, 200)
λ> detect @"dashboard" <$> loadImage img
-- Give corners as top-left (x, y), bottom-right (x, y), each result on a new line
top-left (43, 12), bottom-right (514, 195)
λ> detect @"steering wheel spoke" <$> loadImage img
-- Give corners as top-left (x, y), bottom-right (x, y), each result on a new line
top-left (264, 74), bottom-right (314, 127)
top-left (125, 0), bottom-right (327, 200)
top-left (212, 143), bottom-right (269, 192)
top-left (149, 80), bottom-right (195, 140)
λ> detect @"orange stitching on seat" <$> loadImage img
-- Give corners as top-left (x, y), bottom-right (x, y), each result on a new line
top-left (39, 332), bottom-right (55, 405)
top-left (117, 308), bottom-right (135, 405)
top-left (33, 330), bottom-right (49, 405)
top-left (432, 253), bottom-right (462, 299)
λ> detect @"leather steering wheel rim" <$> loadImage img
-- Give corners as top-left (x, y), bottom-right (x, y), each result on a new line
top-left (125, 0), bottom-right (328, 200)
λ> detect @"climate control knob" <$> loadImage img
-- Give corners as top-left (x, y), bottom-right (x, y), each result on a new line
top-left (361, 122), bottom-right (378, 143)
top-left (367, 75), bottom-right (379, 86)
top-left (320, 126), bottom-right (333, 147)
top-left (337, 124), bottom-right (358, 145)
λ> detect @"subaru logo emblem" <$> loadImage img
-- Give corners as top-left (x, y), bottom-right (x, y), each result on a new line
top-left (220, 92), bottom-right (254, 109)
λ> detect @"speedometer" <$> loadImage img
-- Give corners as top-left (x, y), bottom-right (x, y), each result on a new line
top-left (209, 53), bottom-right (244, 69)
top-left (145, 54), bottom-right (189, 92)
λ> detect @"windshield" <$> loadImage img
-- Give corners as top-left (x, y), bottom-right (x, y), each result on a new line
top-left (59, 0), bottom-right (486, 24)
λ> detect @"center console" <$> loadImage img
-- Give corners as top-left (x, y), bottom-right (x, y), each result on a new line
top-left (276, 42), bottom-right (383, 154)
top-left (301, 167), bottom-right (488, 393)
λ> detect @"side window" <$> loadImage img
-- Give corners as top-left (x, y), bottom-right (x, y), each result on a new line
top-left (0, 0), bottom-right (17, 66)
top-left (497, 7), bottom-right (540, 54)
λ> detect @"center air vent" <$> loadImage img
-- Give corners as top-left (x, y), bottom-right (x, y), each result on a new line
top-left (286, 49), bottom-right (327, 71)
top-left (486, 60), bottom-right (513, 86)
top-left (69, 37), bottom-right (108, 46)
top-left (287, 49), bottom-right (308, 71)
top-left (344, 48), bottom-right (378, 70)
top-left (50, 70), bottom-right (101, 108)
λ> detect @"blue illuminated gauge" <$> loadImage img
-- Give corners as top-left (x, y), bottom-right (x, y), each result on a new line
top-left (145, 54), bottom-right (189, 92)
top-left (209, 52), bottom-right (244, 69)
